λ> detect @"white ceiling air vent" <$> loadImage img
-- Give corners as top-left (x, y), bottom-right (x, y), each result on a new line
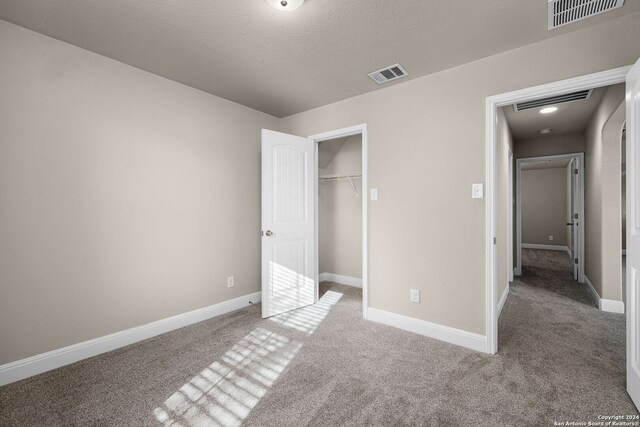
top-left (513, 89), bottom-right (593, 112)
top-left (368, 64), bottom-right (408, 84)
top-left (548, 0), bottom-right (625, 30)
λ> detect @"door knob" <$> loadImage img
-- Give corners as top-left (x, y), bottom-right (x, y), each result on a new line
top-left (566, 223), bottom-right (573, 226)
top-left (265, 230), bottom-right (273, 237)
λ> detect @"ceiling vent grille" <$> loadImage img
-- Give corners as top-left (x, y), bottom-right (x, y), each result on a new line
top-left (548, 0), bottom-right (625, 30)
top-left (368, 63), bottom-right (408, 84)
top-left (513, 89), bottom-right (593, 112)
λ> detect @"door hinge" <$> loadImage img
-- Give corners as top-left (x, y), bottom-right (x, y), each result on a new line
top-left (574, 258), bottom-right (579, 264)
top-left (574, 168), bottom-right (579, 175)
top-left (574, 213), bottom-right (578, 219)
top-left (493, 237), bottom-right (496, 245)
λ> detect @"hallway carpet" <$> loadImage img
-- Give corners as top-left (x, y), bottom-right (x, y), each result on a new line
top-left (0, 249), bottom-right (636, 426)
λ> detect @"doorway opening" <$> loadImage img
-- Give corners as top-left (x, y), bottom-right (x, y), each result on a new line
top-left (259, 125), bottom-right (368, 321)
top-left (316, 135), bottom-right (363, 300)
top-left (310, 124), bottom-right (368, 319)
top-left (515, 152), bottom-right (585, 283)
top-left (485, 66), bottom-right (631, 355)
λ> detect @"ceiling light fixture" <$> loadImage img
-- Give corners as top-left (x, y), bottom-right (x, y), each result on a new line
top-left (266, 0), bottom-right (304, 11)
top-left (539, 128), bottom-right (552, 135)
top-left (540, 106), bottom-right (558, 114)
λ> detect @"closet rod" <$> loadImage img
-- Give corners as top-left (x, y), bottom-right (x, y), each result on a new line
top-left (318, 173), bottom-right (362, 181)
top-left (318, 173), bottom-right (361, 194)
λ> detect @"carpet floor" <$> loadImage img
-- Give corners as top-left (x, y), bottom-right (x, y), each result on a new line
top-left (0, 249), bottom-right (637, 426)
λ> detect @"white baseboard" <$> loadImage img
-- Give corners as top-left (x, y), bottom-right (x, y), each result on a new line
top-left (498, 285), bottom-right (509, 317)
top-left (583, 276), bottom-right (624, 314)
top-left (584, 275), bottom-right (600, 307)
top-left (366, 307), bottom-right (487, 353)
top-left (601, 299), bottom-right (625, 314)
top-left (522, 243), bottom-right (570, 255)
top-left (319, 272), bottom-right (362, 288)
top-left (0, 291), bottom-right (261, 387)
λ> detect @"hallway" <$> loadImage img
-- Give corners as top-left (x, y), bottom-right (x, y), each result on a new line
top-left (499, 248), bottom-right (634, 418)
top-left (515, 248), bottom-right (594, 306)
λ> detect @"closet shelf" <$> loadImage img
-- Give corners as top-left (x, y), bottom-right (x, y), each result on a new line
top-left (318, 173), bottom-right (362, 181)
top-left (319, 173), bottom-right (362, 194)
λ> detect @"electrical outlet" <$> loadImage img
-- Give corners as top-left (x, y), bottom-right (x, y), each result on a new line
top-left (227, 276), bottom-right (235, 288)
top-left (548, 235), bottom-right (554, 241)
top-left (410, 289), bottom-right (420, 303)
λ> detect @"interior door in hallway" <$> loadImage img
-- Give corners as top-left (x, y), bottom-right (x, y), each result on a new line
top-left (626, 57), bottom-right (640, 410)
top-left (261, 129), bottom-right (317, 318)
top-left (570, 157), bottom-right (579, 280)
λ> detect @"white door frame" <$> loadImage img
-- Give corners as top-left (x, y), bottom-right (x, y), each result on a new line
top-left (507, 147), bottom-right (514, 283)
top-left (308, 124), bottom-right (369, 319)
top-left (485, 66), bottom-right (631, 355)
top-left (515, 153), bottom-right (585, 281)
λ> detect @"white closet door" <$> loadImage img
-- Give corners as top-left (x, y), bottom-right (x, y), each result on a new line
top-left (261, 129), bottom-right (317, 318)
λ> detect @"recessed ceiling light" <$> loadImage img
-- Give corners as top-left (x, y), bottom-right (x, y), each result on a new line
top-left (539, 128), bottom-right (552, 135)
top-left (540, 106), bottom-right (558, 114)
top-left (266, 0), bottom-right (304, 11)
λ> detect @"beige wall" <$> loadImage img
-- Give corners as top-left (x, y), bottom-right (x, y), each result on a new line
top-left (281, 12), bottom-right (640, 334)
top-left (522, 168), bottom-right (568, 246)
top-left (0, 21), bottom-right (280, 364)
top-left (601, 99), bottom-right (625, 301)
top-left (318, 135), bottom-right (362, 278)
top-left (585, 84), bottom-right (625, 300)
top-left (2, 11), bottom-right (640, 364)
top-left (496, 108), bottom-right (514, 300)
top-left (514, 132), bottom-right (586, 159)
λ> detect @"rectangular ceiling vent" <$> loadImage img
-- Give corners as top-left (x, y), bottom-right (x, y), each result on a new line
top-left (368, 63), bottom-right (408, 84)
top-left (513, 89), bottom-right (593, 112)
top-left (548, 0), bottom-right (625, 30)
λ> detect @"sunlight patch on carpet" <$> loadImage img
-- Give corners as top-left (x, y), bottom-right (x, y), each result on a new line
top-left (153, 327), bottom-right (302, 427)
top-left (268, 290), bottom-right (343, 334)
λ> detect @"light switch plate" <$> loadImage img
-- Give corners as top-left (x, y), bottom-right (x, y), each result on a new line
top-left (370, 188), bottom-right (378, 201)
top-left (472, 183), bottom-right (483, 199)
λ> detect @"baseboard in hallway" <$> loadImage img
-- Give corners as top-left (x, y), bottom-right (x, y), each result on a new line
top-left (498, 285), bottom-right (509, 317)
top-left (583, 275), bottom-right (624, 314)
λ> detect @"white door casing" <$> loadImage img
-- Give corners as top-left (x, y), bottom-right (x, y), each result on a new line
top-left (487, 66), bottom-right (630, 355)
top-left (515, 153), bottom-right (584, 281)
top-left (261, 129), bottom-right (317, 318)
top-left (568, 158), bottom-right (575, 276)
top-left (626, 58), bottom-right (640, 409)
top-left (508, 147), bottom-right (514, 283)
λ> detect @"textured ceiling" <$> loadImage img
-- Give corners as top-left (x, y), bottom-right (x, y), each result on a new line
top-left (0, 1), bottom-right (638, 117)
top-left (502, 85), bottom-right (624, 140)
